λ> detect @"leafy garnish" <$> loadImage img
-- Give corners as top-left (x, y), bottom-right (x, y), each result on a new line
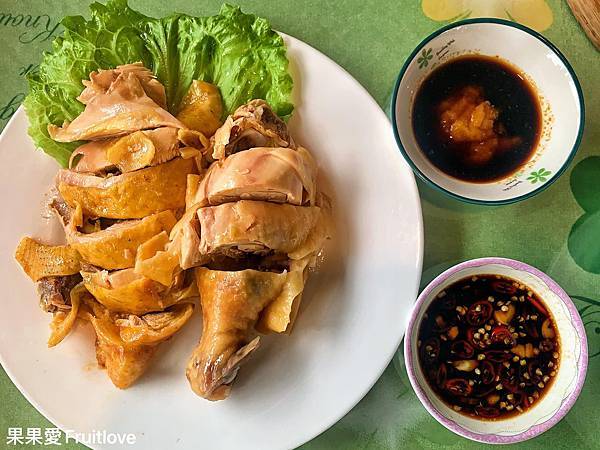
top-left (24, 0), bottom-right (293, 167)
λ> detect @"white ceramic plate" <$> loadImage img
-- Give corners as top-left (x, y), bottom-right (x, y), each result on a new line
top-left (0, 34), bottom-right (423, 450)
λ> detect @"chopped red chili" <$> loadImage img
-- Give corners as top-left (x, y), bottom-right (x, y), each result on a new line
top-left (499, 366), bottom-right (520, 393)
top-left (528, 360), bottom-right (543, 383)
top-left (474, 384), bottom-right (497, 398)
top-left (466, 301), bottom-right (493, 326)
top-left (436, 363), bottom-right (448, 388)
top-left (421, 337), bottom-right (440, 364)
top-left (466, 328), bottom-right (487, 349)
top-left (485, 350), bottom-right (512, 363)
top-left (445, 378), bottom-right (473, 397)
top-left (479, 360), bottom-right (496, 385)
top-left (528, 296), bottom-right (548, 315)
top-left (491, 280), bottom-right (517, 295)
top-left (490, 325), bottom-right (516, 347)
top-left (512, 392), bottom-right (529, 408)
top-left (524, 321), bottom-right (539, 339)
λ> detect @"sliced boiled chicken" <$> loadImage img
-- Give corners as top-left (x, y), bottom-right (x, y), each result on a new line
top-left (178, 129), bottom-right (212, 170)
top-left (77, 62), bottom-right (167, 108)
top-left (178, 128), bottom-right (210, 150)
top-left (106, 127), bottom-right (181, 172)
top-left (81, 268), bottom-right (196, 315)
top-left (212, 99), bottom-right (294, 160)
top-left (57, 157), bottom-right (194, 219)
top-left (80, 297), bottom-right (193, 388)
top-left (36, 274), bottom-right (82, 313)
top-left (46, 283), bottom-right (88, 347)
top-left (256, 256), bottom-right (312, 334)
top-left (191, 146), bottom-right (317, 207)
top-left (14, 76), bottom-right (330, 397)
top-left (197, 200), bottom-right (323, 259)
top-left (68, 140), bottom-right (116, 173)
top-left (48, 71), bottom-right (184, 142)
top-left (14, 237), bottom-right (81, 281)
top-left (132, 203), bottom-right (205, 290)
top-left (168, 206), bottom-right (203, 269)
top-left (51, 198), bottom-right (177, 270)
top-left (187, 267), bottom-right (291, 400)
top-left (134, 232), bottom-right (182, 286)
top-left (69, 127), bottom-right (206, 174)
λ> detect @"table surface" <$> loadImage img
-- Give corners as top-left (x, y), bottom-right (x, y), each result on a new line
top-left (0, 0), bottom-right (598, 448)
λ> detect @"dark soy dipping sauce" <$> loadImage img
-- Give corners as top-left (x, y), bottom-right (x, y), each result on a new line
top-left (418, 275), bottom-right (560, 420)
top-left (412, 55), bottom-right (542, 182)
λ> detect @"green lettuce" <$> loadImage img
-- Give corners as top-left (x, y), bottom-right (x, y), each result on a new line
top-left (23, 0), bottom-right (294, 167)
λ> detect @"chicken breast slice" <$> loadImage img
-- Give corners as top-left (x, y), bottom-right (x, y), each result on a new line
top-left (197, 200), bottom-right (322, 260)
top-left (192, 146), bottom-right (317, 207)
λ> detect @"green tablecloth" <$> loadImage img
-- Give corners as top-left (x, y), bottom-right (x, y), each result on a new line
top-left (1, 0), bottom-right (598, 448)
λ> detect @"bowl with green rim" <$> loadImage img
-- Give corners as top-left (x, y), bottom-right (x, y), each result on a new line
top-left (391, 18), bottom-right (584, 205)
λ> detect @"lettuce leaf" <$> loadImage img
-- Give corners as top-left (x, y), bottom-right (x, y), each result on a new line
top-left (24, 0), bottom-right (293, 167)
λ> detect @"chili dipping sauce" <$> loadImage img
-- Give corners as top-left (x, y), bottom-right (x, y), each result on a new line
top-left (418, 274), bottom-right (559, 420)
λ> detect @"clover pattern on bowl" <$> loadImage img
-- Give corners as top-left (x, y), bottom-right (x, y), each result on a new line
top-left (417, 48), bottom-right (433, 68)
top-left (527, 168), bottom-right (552, 184)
